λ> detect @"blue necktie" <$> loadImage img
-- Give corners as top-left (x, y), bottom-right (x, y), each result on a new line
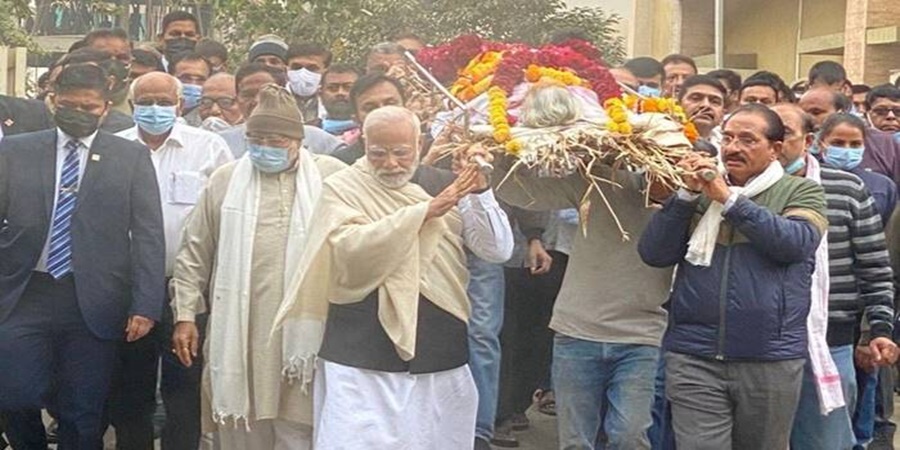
top-left (47, 140), bottom-right (81, 279)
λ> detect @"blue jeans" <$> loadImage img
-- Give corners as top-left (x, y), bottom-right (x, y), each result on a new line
top-left (649, 355), bottom-right (675, 450)
top-left (790, 345), bottom-right (858, 450)
top-left (467, 254), bottom-right (505, 440)
top-left (553, 334), bottom-right (659, 450)
top-left (854, 368), bottom-right (878, 447)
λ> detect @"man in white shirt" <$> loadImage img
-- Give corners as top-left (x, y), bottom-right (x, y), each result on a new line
top-left (113, 71), bottom-right (232, 449)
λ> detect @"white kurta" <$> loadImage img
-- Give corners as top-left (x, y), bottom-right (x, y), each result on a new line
top-left (172, 156), bottom-right (346, 432)
top-left (313, 360), bottom-right (478, 450)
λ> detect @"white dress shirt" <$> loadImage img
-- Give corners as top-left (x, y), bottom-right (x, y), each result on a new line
top-left (35, 128), bottom-right (97, 271)
top-left (118, 122), bottom-right (233, 275)
top-left (458, 189), bottom-right (514, 264)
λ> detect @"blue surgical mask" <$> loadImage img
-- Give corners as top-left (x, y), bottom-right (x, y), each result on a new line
top-left (247, 144), bottom-right (291, 173)
top-left (823, 145), bottom-right (864, 170)
top-left (182, 84), bottom-right (203, 111)
top-left (638, 85), bottom-right (661, 98)
top-left (783, 156), bottom-right (806, 175)
top-left (322, 118), bottom-right (357, 135)
top-left (133, 104), bottom-right (177, 135)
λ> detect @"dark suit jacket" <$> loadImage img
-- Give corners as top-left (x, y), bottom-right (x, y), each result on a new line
top-left (0, 129), bottom-right (166, 340)
top-left (0, 95), bottom-right (54, 136)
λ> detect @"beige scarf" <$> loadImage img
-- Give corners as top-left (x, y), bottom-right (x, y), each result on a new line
top-left (208, 149), bottom-right (321, 427)
top-left (275, 158), bottom-right (470, 383)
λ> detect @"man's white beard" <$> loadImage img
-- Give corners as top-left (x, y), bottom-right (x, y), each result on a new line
top-left (375, 159), bottom-right (419, 189)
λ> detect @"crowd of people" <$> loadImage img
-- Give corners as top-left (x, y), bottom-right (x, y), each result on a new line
top-left (1, 8), bottom-right (900, 450)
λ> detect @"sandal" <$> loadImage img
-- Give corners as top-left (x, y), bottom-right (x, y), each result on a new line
top-left (532, 389), bottom-right (556, 416)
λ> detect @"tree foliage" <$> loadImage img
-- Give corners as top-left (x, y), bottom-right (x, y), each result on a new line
top-left (184, 0), bottom-right (626, 68)
top-left (0, 0), bottom-right (38, 50)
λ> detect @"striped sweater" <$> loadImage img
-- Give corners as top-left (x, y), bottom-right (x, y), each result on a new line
top-left (821, 166), bottom-right (895, 346)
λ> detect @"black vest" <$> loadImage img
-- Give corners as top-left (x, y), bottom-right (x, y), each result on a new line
top-left (318, 291), bottom-right (469, 374)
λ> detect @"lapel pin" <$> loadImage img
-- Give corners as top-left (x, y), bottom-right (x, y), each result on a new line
top-left (91, 154), bottom-right (101, 162)
top-left (2, 119), bottom-right (12, 127)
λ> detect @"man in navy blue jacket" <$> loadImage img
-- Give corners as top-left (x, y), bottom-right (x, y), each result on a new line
top-left (0, 64), bottom-right (165, 449)
top-left (638, 104), bottom-right (828, 450)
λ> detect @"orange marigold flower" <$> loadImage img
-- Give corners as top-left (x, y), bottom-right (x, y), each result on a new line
top-left (642, 100), bottom-right (660, 113)
top-left (525, 65), bottom-right (542, 83)
top-left (684, 122), bottom-right (700, 143)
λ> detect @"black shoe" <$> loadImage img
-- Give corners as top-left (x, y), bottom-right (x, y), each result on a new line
top-left (474, 437), bottom-right (493, 450)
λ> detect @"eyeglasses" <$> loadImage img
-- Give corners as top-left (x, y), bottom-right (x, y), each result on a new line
top-left (367, 145), bottom-right (416, 159)
top-left (870, 107), bottom-right (900, 117)
top-left (247, 135), bottom-right (293, 147)
top-left (199, 97), bottom-right (236, 109)
top-left (721, 134), bottom-right (765, 149)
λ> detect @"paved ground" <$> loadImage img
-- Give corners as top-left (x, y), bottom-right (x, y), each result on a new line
top-left (41, 395), bottom-right (900, 449)
top-left (513, 407), bottom-right (558, 449)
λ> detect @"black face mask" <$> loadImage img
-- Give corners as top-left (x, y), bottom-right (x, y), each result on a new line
top-left (164, 38), bottom-right (197, 62)
top-left (55, 107), bottom-right (101, 138)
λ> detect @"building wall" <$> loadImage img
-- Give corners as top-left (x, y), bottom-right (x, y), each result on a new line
top-left (721, 0), bottom-right (800, 79)
top-left (575, 0), bottom-right (897, 84)
top-left (799, 0), bottom-right (846, 39)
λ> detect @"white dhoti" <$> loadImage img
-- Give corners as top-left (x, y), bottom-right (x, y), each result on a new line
top-left (313, 360), bottom-right (479, 450)
top-left (215, 419), bottom-right (312, 450)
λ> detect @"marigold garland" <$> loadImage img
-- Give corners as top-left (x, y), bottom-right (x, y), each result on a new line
top-left (524, 64), bottom-right (586, 87)
top-left (603, 98), bottom-right (632, 135)
top-left (505, 138), bottom-right (523, 156)
top-left (603, 94), bottom-right (699, 142)
top-left (488, 87), bottom-right (511, 142)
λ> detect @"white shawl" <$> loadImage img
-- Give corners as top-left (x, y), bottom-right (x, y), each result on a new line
top-left (685, 161), bottom-right (784, 266)
top-left (804, 155), bottom-right (845, 414)
top-left (206, 149), bottom-right (322, 427)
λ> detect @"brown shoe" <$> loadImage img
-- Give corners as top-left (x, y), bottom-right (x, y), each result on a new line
top-left (490, 426), bottom-right (520, 448)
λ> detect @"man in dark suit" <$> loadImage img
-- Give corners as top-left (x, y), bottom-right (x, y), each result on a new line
top-left (0, 64), bottom-right (166, 449)
top-left (0, 95), bottom-right (54, 137)
top-left (0, 94), bottom-right (54, 450)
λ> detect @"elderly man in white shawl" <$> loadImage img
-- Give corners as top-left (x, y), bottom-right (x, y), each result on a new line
top-left (275, 105), bottom-right (513, 449)
top-left (169, 84), bottom-right (345, 449)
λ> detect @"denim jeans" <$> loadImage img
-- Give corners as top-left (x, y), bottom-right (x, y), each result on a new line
top-left (553, 334), bottom-right (659, 450)
top-left (649, 355), bottom-right (675, 450)
top-left (854, 368), bottom-right (878, 447)
top-left (790, 345), bottom-right (857, 450)
top-left (466, 254), bottom-right (505, 440)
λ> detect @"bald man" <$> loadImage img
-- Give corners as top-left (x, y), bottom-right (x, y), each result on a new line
top-left (799, 87), bottom-right (848, 130)
top-left (197, 73), bottom-right (244, 130)
top-left (112, 72), bottom-right (232, 449)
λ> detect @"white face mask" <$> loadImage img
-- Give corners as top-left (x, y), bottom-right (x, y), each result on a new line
top-left (287, 68), bottom-right (322, 98)
top-left (201, 116), bottom-right (233, 132)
